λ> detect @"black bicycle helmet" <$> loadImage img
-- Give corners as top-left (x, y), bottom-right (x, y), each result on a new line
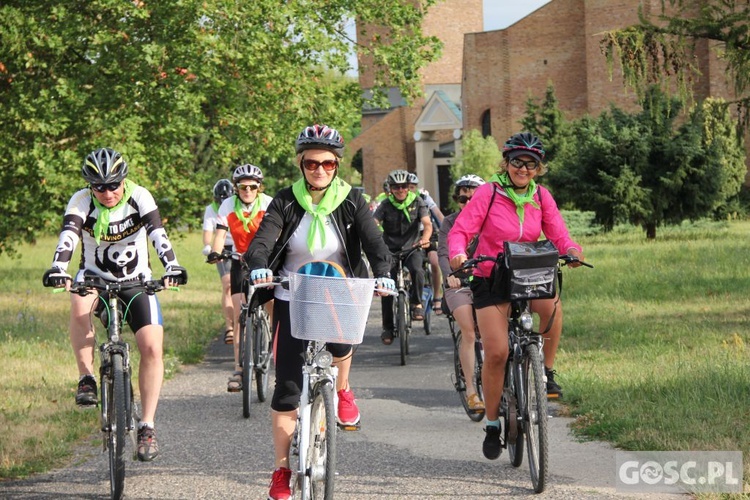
top-left (502, 132), bottom-right (545, 162)
top-left (387, 169), bottom-right (410, 185)
top-left (295, 124), bottom-right (345, 158)
top-left (212, 179), bottom-right (233, 203)
top-left (81, 148), bottom-right (128, 184)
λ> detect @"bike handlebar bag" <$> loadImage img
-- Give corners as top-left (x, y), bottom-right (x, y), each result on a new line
top-left (490, 240), bottom-right (559, 301)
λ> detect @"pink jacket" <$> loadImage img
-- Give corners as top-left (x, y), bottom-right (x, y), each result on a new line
top-left (448, 182), bottom-right (581, 278)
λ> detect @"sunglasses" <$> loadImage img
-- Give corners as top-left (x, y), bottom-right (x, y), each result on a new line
top-left (302, 159), bottom-right (339, 172)
top-left (236, 183), bottom-right (259, 192)
top-left (390, 184), bottom-right (409, 191)
top-left (456, 195), bottom-right (472, 204)
top-left (91, 182), bottom-right (121, 193)
top-left (509, 158), bottom-right (540, 171)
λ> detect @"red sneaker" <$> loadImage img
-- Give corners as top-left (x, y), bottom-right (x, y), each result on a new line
top-left (268, 467), bottom-right (292, 500)
top-left (337, 388), bottom-right (361, 426)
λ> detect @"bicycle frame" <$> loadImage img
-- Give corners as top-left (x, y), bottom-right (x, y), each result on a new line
top-left (98, 291), bottom-right (136, 436)
top-left (63, 276), bottom-right (170, 500)
top-left (292, 340), bottom-right (338, 500)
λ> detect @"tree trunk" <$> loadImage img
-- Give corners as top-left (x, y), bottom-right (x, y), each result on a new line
top-left (645, 222), bottom-right (656, 239)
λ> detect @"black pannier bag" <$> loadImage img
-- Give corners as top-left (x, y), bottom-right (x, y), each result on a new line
top-left (490, 240), bottom-right (559, 301)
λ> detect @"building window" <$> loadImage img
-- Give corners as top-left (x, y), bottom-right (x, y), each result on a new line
top-left (481, 110), bottom-right (491, 137)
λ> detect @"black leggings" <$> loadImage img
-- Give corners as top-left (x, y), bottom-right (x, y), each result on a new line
top-left (271, 300), bottom-right (352, 412)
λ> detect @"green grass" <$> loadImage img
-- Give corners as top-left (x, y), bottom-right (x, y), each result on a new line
top-left (557, 219), bottom-right (750, 494)
top-left (1, 222), bottom-right (749, 495)
top-left (0, 232), bottom-right (223, 479)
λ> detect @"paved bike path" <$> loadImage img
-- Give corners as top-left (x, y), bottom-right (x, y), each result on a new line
top-left (3, 307), bottom-right (680, 499)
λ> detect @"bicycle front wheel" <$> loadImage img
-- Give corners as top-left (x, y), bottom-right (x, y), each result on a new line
top-left (241, 310), bottom-right (253, 419)
top-left (397, 292), bottom-right (408, 366)
top-left (108, 353), bottom-right (127, 500)
top-left (506, 361), bottom-right (524, 468)
top-left (254, 309), bottom-right (271, 402)
top-left (525, 346), bottom-right (549, 493)
top-left (308, 381), bottom-right (337, 500)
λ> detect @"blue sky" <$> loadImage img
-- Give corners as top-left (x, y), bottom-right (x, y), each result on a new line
top-left (484, 1), bottom-right (552, 30)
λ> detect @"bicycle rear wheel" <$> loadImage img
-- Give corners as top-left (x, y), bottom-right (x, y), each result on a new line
top-left (397, 292), bottom-right (408, 366)
top-left (254, 309), bottom-right (271, 402)
top-left (525, 347), bottom-right (549, 493)
top-left (308, 381), bottom-right (336, 500)
top-left (108, 353), bottom-right (127, 500)
top-left (241, 309), bottom-right (253, 419)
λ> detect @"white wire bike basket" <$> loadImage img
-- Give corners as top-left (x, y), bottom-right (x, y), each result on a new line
top-left (289, 273), bottom-right (375, 344)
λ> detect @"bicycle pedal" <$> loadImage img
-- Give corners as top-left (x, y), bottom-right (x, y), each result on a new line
top-left (337, 422), bottom-right (360, 431)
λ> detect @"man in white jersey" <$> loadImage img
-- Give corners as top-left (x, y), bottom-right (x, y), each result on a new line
top-left (202, 178), bottom-right (235, 343)
top-left (42, 148), bottom-right (187, 462)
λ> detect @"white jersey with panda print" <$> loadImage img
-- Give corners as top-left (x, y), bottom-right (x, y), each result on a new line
top-left (51, 185), bottom-right (179, 281)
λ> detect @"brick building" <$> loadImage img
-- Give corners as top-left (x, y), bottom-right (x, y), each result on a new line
top-left (350, 0), bottom-right (743, 213)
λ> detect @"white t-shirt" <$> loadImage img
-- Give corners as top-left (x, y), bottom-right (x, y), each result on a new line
top-left (275, 209), bottom-right (347, 301)
top-left (202, 202), bottom-right (234, 247)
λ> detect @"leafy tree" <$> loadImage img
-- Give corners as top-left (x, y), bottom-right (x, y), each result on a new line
top-left (0, 0), bottom-right (441, 255)
top-left (520, 83), bottom-right (566, 162)
top-left (547, 87), bottom-right (745, 238)
top-left (452, 129), bottom-right (502, 183)
top-left (600, 0), bottom-right (750, 128)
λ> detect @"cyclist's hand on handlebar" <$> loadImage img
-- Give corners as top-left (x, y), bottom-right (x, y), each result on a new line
top-left (250, 268), bottom-right (273, 284)
top-left (206, 251), bottom-right (222, 264)
top-left (446, 275), bottom-right (463, 289)
top-left (565, 249), bottom-right (584, 268)
top-left (164, 265), bottom-right (188, 286)
top-left (414, 239), bottom-right (430, 249)
top-left (375, 276), bottom-right (396, 296)
top-left (450, 254), bottom-right (467, 271)
top-left (43, 267), bottom-right (71, 289)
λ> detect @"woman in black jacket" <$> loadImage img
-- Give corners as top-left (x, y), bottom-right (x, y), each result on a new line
top-left (245, 124), bottom-right (394, 500)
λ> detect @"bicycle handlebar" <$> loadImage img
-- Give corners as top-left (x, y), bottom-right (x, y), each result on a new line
top-left (250, 276), bottom-right (398, 296)
top-left (56, 275), bottom-right (177, 296)
top-left (450, 253), bottom-right (593, 277)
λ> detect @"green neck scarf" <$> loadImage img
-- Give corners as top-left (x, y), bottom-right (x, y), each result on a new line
top-left (291, 177), bottom-right (352, 254)
top-left (211, 201), bottom-right (219, 213)
top-left (234, 195), bottom-right (263, 232)
top-left (92, 179), bottom-right (135, 244)
top-left (490, 172), bottom-right (539, 224)
top-left (388, 191), bottom-right (417, 222)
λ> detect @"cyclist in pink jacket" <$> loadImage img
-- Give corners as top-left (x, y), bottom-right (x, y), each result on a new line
top-left (448, 132), bottom-right (585, 460)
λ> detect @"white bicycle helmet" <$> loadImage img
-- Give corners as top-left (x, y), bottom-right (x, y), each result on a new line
top-left (387, 169), bottom-right (410, 185)
top-left (407, 172), bottom-right (419, 185)
top-left (232, 164), bottom-right (263, 182)
top-left (455, 174), bottom-right (485, 188)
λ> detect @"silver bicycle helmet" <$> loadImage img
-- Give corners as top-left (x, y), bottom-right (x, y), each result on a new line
top-left (81, 148), bottom-right (128, 184)
top-left (387, 169), bottom-right (410, 185)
